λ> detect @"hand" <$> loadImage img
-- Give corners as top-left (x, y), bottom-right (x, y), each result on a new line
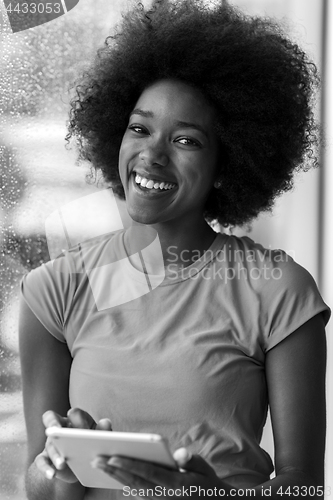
top-left (91, 447), bottom-right (224, 499)
top-left (35, 407), bottom-right (112, 483)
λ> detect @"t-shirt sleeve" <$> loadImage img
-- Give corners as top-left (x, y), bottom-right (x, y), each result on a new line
top-left (20, 254), bottom-right (76, 343)
top-left (259, 255), bottom-right (331, 352)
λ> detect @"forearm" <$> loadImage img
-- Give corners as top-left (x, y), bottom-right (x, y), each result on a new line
top-left (25, 462), bottom-right (86, 500)
top-left (220, 470), bottom-right (323, 500)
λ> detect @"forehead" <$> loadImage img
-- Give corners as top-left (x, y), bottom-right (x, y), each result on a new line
top-left (134, 79), bottom-right (216, 127)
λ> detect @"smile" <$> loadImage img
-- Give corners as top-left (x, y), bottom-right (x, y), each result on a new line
top-left (131, 172), bottom-right (178, 195)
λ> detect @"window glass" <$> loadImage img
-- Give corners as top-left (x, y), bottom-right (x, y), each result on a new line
top-left (0, 1), bottom-right (127, 497)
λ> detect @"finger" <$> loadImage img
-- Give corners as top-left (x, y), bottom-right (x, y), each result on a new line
top-left (67, 408), bottom-right (96, 429)
top-left (91, 457), bottom-right (156, 493)
top-left (45, 437), bottom-right (66, 470)
top-left (101, 456), bottom-right (179, 487)
top-left (173, 448), bottom-right (217, 477)
top-left (35, 449), bottom-right (57, 480)
top-left (42, 410), bottom-right (70, 429)
top-left (173, 448), bottom-right (192, 467)
top-left (36, 445), bottom-right (78, 484)
top-left (96, 418), bottom-right (113, 431)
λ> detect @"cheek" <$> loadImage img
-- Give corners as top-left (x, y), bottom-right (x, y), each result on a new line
top-left (186, 157), bottom-right (216, 189)
top-left (119, 136), bottom-right (139, 164)
top-left (118, 142), bottom-right (130, 183)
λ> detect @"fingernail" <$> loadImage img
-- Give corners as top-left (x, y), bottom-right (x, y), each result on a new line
top-left (173, 448), bottom-right (192, 462)
top-left (45, 468), bottom-right (55, 480)
top-left (99, 418), bottom-right (113, 431)
top-left (91, 457), bottom-right (106, 469)
top-left (107, 457), bottom-right (121, 467)
top-left (54, 457), bottom-right (64, 469)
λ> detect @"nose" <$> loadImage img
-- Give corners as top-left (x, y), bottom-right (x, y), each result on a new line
top-left (139, 139), bottom-right (169, 167)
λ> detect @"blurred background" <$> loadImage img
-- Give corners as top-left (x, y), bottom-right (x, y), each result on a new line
top-left (0, 0), bottom-right (332, 498)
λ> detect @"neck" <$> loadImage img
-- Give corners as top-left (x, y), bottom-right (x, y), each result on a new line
top-left (127, 217), bottom-right (217, 270)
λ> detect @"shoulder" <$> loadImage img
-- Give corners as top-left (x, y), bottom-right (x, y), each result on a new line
top-left (224, 234), bottom-right (290, 266)
top-left (22, 229), bottom-right (123, 292)
top-left (20, 254), bottom-right (76, 342)
top-left (221, 234), bottom-right (330, 351)
top-left (21, 251), bottom-right (76, 299)
top-left (20, 230), bottom-right (124, 341)
top-left (224, 234), bottom-right (313, 286)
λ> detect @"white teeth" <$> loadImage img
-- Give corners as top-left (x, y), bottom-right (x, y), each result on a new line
top-left (134, 173), bottom-right (176, 191)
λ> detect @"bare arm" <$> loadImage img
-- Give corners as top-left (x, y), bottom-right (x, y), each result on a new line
top-left (19, 297), bottom-right (86, 500)
top-left (253, 312), bottom-right (327, 498)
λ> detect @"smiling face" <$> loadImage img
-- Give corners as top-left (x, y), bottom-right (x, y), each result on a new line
top-left (118, 79), bottom-right (220, 228)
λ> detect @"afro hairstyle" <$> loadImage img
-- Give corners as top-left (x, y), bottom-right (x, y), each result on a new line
top-left (66, 0), bottom-right (320, 226)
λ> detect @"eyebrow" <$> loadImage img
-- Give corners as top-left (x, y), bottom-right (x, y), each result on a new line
top-left (130, 109), bottom-right (154, 119)
top-left (129, 108), bottom-right (209, 140)
top-left (175, 120), bottom-right (209, 139)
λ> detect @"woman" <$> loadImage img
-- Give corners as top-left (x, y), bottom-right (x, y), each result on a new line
top-left (19, 1), bottom-right (330, 499)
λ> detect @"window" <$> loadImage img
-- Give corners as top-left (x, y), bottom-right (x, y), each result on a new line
top-left (0, 1), bottom-right (125, 497)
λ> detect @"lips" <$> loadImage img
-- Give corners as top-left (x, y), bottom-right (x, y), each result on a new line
top-left (130, 172), bottom-right (178, 196)
top-left (134, 172), bottom-right (177, 191)
top-left (134, 168), bottom-right (177, 181)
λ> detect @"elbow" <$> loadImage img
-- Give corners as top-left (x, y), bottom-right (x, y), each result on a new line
top-left (277, 465), bottom-right (324, 489)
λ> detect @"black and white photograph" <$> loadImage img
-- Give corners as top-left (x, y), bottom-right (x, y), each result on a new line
top-left (0, 1), bottom-right (332, 499)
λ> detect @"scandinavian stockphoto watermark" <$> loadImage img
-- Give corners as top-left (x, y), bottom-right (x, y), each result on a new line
top-left (44, 188), bottom-right (165, 310)
top-left (44, 188), bottom-right (292, 310)
top-left (164, 244), bottom-right (294, 282)
top-left (166, 246), bottom-right (295, 266)
top-left (2, 0), bottom-right (80, 33)
top-left (165, 262), bottom-right (285, 282)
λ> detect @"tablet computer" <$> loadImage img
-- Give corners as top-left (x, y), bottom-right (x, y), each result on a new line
top-left (46, 427), bottom-right (177, 489)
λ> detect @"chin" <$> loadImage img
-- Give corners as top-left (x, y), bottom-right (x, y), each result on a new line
top-left (127, 207), bottom-right (161, 225)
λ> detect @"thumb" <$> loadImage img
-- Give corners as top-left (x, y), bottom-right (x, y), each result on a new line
top-left (96, 418), bottom-right (113, 431)
top-left (173, 448), bottom-right (216, 477)
top-left (67, 408), bottom-right (96, 429)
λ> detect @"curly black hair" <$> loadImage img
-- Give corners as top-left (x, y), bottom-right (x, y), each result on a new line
top-left (66, 0), bottom-right (320, 227)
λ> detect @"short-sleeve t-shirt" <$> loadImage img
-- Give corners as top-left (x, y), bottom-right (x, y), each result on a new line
top-left (21, 231), bottom-right (331, 500)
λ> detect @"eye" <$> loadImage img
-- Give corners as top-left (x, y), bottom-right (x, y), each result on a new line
top-left (128, 124), bottom-right (149, 135)
top-left (176, 137), bottom-right (201, 147)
